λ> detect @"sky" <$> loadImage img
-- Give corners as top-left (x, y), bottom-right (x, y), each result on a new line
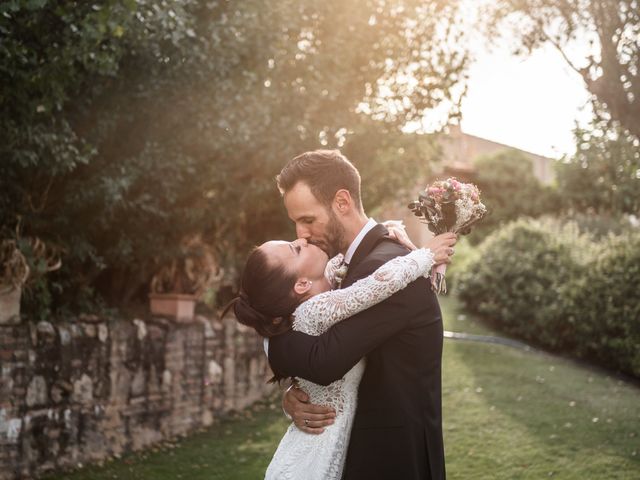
top-left (459, 42), bottom-right (594, 159)
top-left (451, 0), bottom-right (595, 160)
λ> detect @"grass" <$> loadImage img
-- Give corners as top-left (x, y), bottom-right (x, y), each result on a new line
top-left (442, 324), bottom-right (639, 477)
top-left (439, 294), bottom-right (496, 336)
top-left (48, 297), bottom-right (640, 480)
top-left (45, 403), bottom-right (290, 480)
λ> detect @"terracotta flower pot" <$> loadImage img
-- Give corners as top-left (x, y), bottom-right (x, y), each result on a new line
top-left (0, 285), bottom-right (21, 325)
top-left (149, 293), bottom-right (197, 322)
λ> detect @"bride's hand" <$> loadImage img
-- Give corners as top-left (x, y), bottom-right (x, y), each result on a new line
top-left (383, 220), bottom-right (417, 251)
top-left (283, 384), bottom-right (336, 434)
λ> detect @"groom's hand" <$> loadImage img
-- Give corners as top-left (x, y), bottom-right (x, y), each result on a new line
top-left (283, 385), bottom-right (336, 434)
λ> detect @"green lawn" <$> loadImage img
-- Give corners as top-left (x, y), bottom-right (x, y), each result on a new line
top-left (440, 294), bottom-right (496, 336)
top-left (45, 403), bottom-right (290, 480)
top-left (48, 297), bottom-right (640, 479)
top-left (441, 310), bottom-right (639, 478)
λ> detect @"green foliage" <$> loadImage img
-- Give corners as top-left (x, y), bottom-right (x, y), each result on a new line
top-left (0, 1), bottom-right (137, 173)
top-left (563, 233), bottom-right (640, 376)
top-left (1, 0), bottom-right (468, 316)
top-left (458, 218), bottom-right (640, 377)
top-left (468, 149), bottom-right (555, 242)
top-left (457, 219), bottom-right (585, 350)
top-left (556, 125), bottom-right (640, 215)
top-left (442, 236), bottom-right (479, 293)
top-left (348, 123), bottom-right (440, 211)
top-left (553, 211), bottom-right (635, 239)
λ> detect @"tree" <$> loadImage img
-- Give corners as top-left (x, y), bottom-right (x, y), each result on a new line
top-left (484, 0), bottom-right (639, 139)
top-left (556, 123), bottom-right (640, 214)
top-left (470, 149), bottom-right (555, 241)
top-left (1, 0), bottom-right (469, 314)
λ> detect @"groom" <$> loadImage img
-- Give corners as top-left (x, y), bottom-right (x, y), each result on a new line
top-left (267, 149), bottom-right (454, 479)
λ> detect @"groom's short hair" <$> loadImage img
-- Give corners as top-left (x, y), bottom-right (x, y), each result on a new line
top-left (276, 149), bottom-right (363, 211)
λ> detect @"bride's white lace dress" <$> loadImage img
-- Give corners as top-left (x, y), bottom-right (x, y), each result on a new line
top-left (265, 248), bottom-right (435, 480)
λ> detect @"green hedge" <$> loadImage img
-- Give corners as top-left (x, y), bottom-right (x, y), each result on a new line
top-left (565, 234), bottom-right (640, 376)
top-left (457, 218), bottom-right (640, 377)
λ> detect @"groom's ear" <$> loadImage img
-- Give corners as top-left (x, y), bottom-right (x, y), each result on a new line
top-left (333, 189), bottom-right (352, 215)
top-left (293, 278), bottom-right (313, 296)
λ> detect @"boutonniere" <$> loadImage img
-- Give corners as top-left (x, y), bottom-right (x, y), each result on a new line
top-left (334, 263), bottom-right (349, 289)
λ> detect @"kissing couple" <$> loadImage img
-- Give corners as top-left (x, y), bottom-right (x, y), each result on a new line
top-left (227, 149), bottom-right (456, 479)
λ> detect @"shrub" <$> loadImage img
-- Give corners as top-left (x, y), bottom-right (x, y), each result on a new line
top-left (457, 218), bottom-right (589, 350)
top-left (445, 236), bottom-right (480, 293)
top-left (458, 217), bottom-right (640, 377)
top-left (564, 232), bottom-right (640, 376)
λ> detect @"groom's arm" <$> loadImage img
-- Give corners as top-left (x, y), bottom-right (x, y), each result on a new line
top-left (268, 257), bottom-right (430, 386)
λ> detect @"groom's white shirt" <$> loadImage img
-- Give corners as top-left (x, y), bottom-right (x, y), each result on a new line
top-left (343, 217), bottom-right (376, 265)
top-left (263, 217), bottom-right (376, 357)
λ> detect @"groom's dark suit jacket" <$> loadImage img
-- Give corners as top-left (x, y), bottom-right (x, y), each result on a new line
top-left (268, 224), bottom-right (445, 480)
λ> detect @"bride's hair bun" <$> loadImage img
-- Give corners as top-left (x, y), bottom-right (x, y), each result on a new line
top-left (222, 246), bottom-right (299, 338)
top-left (231, 293), bottom-right (289, 337)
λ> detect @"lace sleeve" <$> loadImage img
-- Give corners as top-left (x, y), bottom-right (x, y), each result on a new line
top-left (324, 254), bottom-right (345, 288)
top-left (293, 248), bottom-right (435, 335)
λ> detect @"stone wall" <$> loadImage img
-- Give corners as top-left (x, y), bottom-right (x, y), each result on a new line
top-left (0, 313), bottom-right (274, 479)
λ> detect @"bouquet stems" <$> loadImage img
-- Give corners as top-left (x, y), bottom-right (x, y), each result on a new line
top-left (432, 263), bottom-right (447, 295)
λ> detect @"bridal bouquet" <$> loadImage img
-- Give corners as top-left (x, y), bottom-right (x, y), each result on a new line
top-left (408, 178), bottom-right (487, 294)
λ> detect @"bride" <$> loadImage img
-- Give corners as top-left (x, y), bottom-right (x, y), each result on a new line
top-left (227, 226), bottom-right (455, 479)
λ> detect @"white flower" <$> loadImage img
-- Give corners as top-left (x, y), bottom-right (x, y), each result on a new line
top-left (334, 265), bottom-right (349, 288)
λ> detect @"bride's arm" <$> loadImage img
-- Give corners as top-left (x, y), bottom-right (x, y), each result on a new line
top-left (293, 248), bottom-right (435, 336)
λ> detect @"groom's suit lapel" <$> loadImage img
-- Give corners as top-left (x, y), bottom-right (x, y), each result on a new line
top-left (343, 223), bottom-right (389, 286)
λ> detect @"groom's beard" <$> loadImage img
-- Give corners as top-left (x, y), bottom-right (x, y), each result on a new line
top-left (320, 210), bottom-right (348, 258)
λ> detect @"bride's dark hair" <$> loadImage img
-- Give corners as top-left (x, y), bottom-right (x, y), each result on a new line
top-left (223, 246), bottom-right (300, 337)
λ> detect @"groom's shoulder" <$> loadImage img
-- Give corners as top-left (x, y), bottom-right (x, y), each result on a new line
top-left (369, 236), bottom-right (410, 261)
top-left (355, 237), bottom-right (409, 272)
